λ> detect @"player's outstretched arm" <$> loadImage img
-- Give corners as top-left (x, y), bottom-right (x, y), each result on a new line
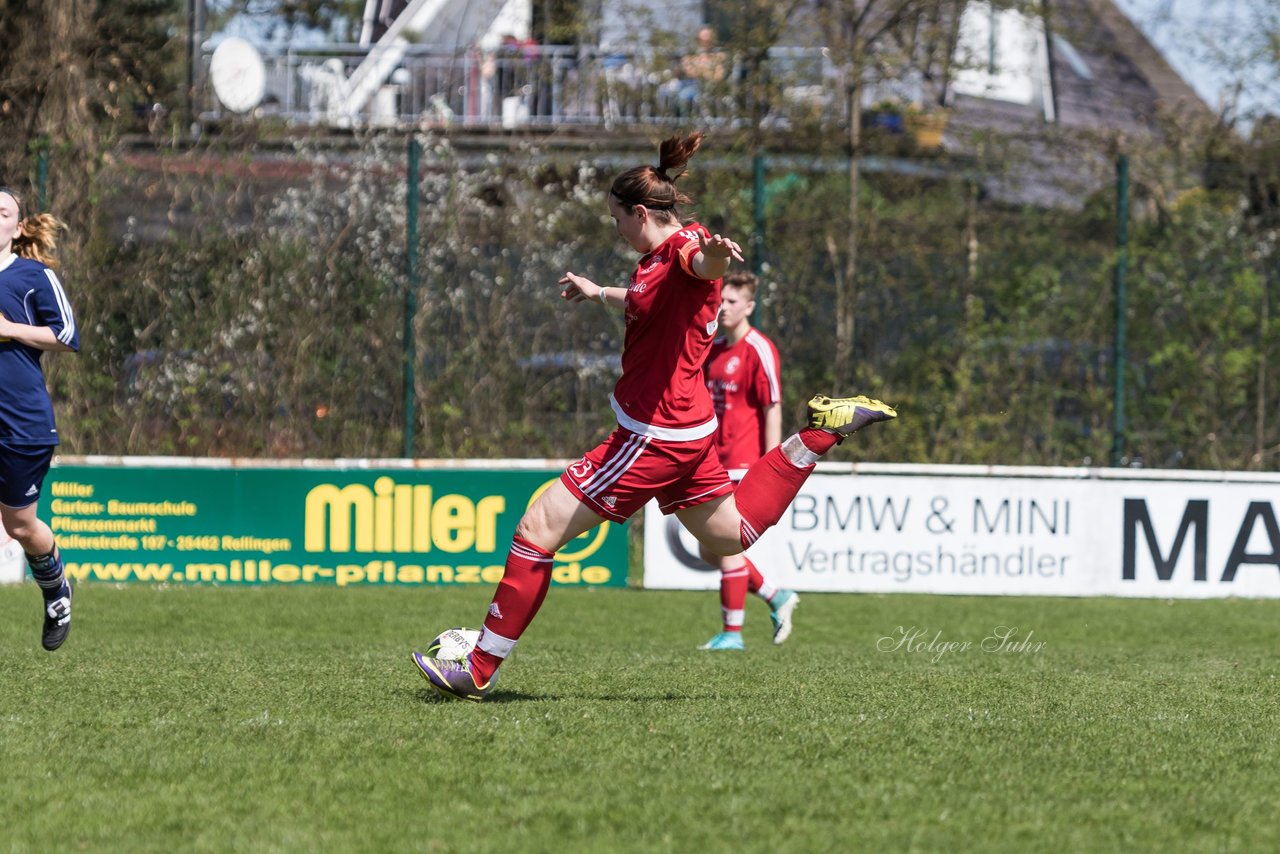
top-left (692, 233), bottom-right (745, 280)
top-left (560, 271), bottom-right (618, 307)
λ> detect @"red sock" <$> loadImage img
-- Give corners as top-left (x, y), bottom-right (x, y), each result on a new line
top-left (734, 436), bottom-right (829, 548)
top-left (744, 557), bottom-right (765, 594)
top-left (798, 427), bottom-right (839, 455)
top-left (469, 535), bottom-right (554, 683)
top-left (720, 565), bottom-right (749, 631)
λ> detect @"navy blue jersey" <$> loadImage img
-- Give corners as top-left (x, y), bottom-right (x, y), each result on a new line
top-left (0, 255), bottom-right (79, 445)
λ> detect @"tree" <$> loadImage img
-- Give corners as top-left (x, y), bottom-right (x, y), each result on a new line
top-left (707, 0), bottom-right (811, 127)
top-left (0, 0), bottom-right (182, 225)
top-left (0, 0), bottom-right (96, 205)
top-left (1159, 0), bottom-right (1280, 467)
top-left (814, 0), bottom-right (966, 380)
top-left (1138, 0), bottom-right (1278, 130)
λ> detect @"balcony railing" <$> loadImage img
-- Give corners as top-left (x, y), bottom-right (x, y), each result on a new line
top-left (199, 43), bottom-right (855, 131)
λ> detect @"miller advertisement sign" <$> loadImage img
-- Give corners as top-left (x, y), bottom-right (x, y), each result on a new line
top-left (40, 458), bottom-right (627, 588)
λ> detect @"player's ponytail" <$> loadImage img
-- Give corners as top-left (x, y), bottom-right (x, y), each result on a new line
top-left (610, 131), bottom-right (704, 224)
top-left (2, 189), bottom-right (66, 269)
top-left (656, 131), bottom-right (703, 183)
top-left (14, 213), bottom-right (67, 269)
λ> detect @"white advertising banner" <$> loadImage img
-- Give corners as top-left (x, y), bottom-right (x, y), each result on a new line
top-left (643, 463), bottom-right (1280, 598)
top-left (0, 523), bottom-right (24, 584)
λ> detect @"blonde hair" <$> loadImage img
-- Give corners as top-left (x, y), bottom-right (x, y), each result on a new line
top-left (1, 188), bottom-right (66, 269)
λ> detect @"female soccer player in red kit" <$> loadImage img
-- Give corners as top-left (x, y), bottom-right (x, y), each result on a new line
top-left (699, 271), bottom-right (798, 651)
top-left (414, 132), bottom-right (896, 700)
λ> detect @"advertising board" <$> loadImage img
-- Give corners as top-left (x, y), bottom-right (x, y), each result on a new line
top-left (644, 463), bottom-right (1280, 598)
top-left (32, 457), bottom-right (627, 588)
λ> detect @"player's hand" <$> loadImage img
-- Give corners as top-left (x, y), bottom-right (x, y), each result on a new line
top-left (698, 232), bottom-right (745, 263)
top-left (559, 271), bottom-right (602, 303)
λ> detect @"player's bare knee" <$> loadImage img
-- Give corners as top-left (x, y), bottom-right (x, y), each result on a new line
top-left (697, 534), bottom-right (742, 559)
top-left (513, 513), bottom-right (551, 549)
top-left (2, 516), bottom-right (37, 544)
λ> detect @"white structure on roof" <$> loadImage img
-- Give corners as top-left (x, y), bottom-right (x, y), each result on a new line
top-left (339, 0), bottom-right (531, 123)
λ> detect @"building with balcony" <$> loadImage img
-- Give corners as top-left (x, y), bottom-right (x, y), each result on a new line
top-left (188, 0), bottom-right (1212, 209)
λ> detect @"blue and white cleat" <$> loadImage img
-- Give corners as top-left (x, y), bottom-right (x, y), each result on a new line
top-left (769, 589), bottom-right (799, 645)
top-left (412, 652), bottom-right (493, 701)
top-left (699, 631), bottom-right (745, 651)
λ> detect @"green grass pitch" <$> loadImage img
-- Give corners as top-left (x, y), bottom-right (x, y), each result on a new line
top-left (2, 583), bottom-right (1278, 852)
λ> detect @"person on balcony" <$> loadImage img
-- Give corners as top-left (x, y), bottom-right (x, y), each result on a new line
top-left (665, 27), bottom-right (727, 119)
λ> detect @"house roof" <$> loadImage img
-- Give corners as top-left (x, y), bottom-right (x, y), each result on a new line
top-left (940, 0), bottom-right (1215, 208)
top-left (1050, 0), bottom-right (1214, 132)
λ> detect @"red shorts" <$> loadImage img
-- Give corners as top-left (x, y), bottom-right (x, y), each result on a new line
top-left (561, 427), bottom-right (734, 523)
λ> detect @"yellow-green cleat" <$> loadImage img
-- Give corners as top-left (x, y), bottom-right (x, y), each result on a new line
top-left (807, 394), bottom-right (897, 437)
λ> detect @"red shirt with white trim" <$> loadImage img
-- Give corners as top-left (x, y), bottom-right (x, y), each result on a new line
top-left (609, 223), bottom-right (721, 441)
top-left (704, 327), bottom-right (781, 471)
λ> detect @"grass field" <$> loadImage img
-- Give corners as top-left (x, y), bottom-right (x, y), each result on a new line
top-left (3, 582), bottom-right (1279, 852)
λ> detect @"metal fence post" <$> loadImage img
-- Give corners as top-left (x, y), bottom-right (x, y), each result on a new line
top-left (403, 136), bottom-right (421, 458)
top-left (751, 148), bottom-right (766, 326)
top-left (1111, 153), bottom-right (1130, 467)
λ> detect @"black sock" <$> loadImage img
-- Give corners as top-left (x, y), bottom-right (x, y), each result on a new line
top-left (27, 549), bottom-right (66, 602)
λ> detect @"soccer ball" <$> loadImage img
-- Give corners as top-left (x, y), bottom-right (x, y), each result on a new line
top-left (426, 627), bottom-right (481, 661)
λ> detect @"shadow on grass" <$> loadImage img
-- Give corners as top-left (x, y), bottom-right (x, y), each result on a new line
top-left (567, 691), bottom-right (713, 702)
top-left (398, 686), bottom-right (544, 704)
top-left (398, 686), bottom-right (708, 704)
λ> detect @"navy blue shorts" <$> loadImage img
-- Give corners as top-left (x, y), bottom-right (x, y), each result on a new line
top-left (0, 442), bottom-right (56, 509)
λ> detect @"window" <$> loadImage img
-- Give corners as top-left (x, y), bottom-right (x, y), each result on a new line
top-left (952, 1), bottom-right (1051, 107)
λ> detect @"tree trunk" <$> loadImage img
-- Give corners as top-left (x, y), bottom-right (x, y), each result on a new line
top-left (2, 0), bottom-right (98, 240)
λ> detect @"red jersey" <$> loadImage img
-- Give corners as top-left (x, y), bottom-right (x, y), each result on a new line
top-left (704, 327), bottom-right (782, 471)
top-left (610, 224), bottom-right (721, 441)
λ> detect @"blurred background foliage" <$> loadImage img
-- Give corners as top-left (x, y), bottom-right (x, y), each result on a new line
top-left (1, 0), bottom-right (1278, 470)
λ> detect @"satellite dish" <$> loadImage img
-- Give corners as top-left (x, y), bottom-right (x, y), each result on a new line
top-left (210, 37), bottom-right (266, 114)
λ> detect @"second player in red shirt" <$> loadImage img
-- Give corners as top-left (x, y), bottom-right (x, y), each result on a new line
top-left (699, 272), bottom-right (798, 650)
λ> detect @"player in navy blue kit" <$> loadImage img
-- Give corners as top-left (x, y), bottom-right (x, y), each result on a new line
top-left (0, 187), bottom-right (79, 650)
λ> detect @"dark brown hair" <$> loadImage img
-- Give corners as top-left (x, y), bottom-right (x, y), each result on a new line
top-left (1, 188), bottom-right (66, 269)
top-left (609, 131), bottom-right (704, 225)
top-left (722, 270), bottom-right (758, 298)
